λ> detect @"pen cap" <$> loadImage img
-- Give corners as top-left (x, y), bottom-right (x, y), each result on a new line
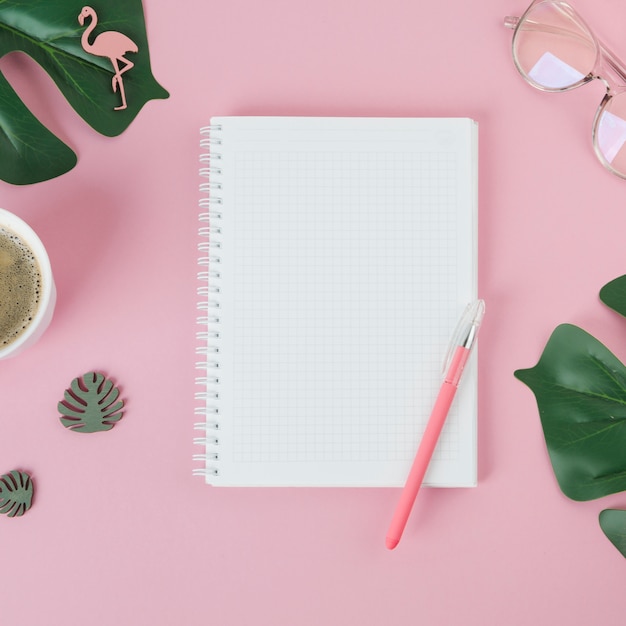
top-left (442, 299), bottom-right (485, 376)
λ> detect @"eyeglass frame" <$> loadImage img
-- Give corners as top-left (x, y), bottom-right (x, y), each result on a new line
top-left (504, 0), bottom-right (626, 178)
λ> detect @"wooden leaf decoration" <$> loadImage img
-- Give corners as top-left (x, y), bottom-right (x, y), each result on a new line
top-left (0, 1), bottom-right (169, 184)
top-left (0, 470), bottom-right (33, 517)
top-left (514, 324), bottom-right (626, 501)
top-left (58, 372), bottom-right (124, 433)
top-left (599, 509), bottom-right (626, 558)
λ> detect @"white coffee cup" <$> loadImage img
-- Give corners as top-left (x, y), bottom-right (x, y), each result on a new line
top-left (0, 209), bottom-right (56, 359)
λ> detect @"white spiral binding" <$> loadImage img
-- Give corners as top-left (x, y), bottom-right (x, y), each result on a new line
top-left (193, 124), bottom-right (223, 480)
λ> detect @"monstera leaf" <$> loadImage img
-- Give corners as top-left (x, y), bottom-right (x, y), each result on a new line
top-left (599, 509), bottom-right (626, 557)
top-left (600, 275), bottom-right (626, 317)
top-left (0, 0), bottom-right (168, 184)
top-left (0, 470), bottom-right (33, 517)
top-left (515, 324), bottom-right (626, 501)
top-left (59, 372), bottom-right (125, 433)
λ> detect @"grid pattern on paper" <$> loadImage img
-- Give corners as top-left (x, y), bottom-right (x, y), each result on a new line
top-left (226, 147), bottom-right (469, 465)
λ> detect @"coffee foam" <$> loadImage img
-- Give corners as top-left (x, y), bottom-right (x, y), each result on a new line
top-left (0, 226), bottom-right (42, 347)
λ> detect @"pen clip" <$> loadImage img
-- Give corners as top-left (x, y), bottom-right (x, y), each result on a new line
top-left (441, 300), bottom-right (485, 376)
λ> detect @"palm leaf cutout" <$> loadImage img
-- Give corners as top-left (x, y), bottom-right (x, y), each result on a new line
top-left (0, 0), bottom-right (168, 184)
top-left (59, 372), bottom-right (124, 433)
top-left (515, 324), bottom-right (626, 501)
top-left (599, 509), bottom-right (626, 558)
top-left (0, 470), bottom-right (33, 517)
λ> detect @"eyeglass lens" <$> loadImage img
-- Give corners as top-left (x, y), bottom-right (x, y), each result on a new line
top-left (513, 2), bottom-right (596, 90)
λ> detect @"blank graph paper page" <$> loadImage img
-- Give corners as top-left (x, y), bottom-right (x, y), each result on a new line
top-left (198, 116), bottom-right (478, 487)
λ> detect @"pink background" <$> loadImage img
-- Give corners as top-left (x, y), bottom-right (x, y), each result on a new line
top-left (1, 0), bottom-right (626, 623)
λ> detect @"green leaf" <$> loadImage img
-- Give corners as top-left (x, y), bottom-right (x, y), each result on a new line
top-left (599, 509), bottom-right (626, 557)
top-left (0, 470), bottom-right (33, 517)
top-left (58, 371), bottom-right (125, 433)
top-left (0, 0), bottom-right (168, 184)
top-left (0, 71), bottom-right (78, 184)
top-left (514, 324), bottom-right (626, 501)
top-left (600, 275), bottom-right (626, 317)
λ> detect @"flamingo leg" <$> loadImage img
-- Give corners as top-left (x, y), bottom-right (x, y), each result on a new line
top-left (110, 57), bottom-right (135, 111)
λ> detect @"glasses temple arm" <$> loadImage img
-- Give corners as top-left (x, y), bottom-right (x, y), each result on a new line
top-left (504, 15), bottom-right (626, 84)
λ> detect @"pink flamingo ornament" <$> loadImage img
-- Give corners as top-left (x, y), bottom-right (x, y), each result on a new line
top-left (78, 6), bottom-right (138, 111)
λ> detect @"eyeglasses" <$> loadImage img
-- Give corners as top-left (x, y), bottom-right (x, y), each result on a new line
top-left (505, 1), bottom-right (626, 178)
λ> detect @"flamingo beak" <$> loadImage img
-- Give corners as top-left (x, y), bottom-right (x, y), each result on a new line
top-left (78, 13), bottom-right (84, 26)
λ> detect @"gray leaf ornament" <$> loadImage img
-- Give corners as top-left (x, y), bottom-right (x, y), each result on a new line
top-left (0, 470), bottom-right (34, 517)
top-left (58, 372), bottom-right (125, 433)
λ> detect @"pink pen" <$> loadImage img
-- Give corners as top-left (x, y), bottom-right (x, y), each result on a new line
top-left (385, 299), bottom-right (485, 550)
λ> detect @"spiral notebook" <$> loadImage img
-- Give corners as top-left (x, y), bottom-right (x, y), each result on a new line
top-left (194, 116), bottom-right (479, 487)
